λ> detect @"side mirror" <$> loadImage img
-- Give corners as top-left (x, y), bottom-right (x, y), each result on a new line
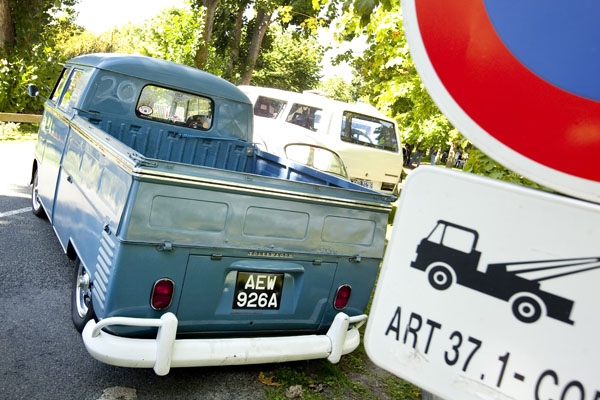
top-left (27, 84), bottom-right (39, 98)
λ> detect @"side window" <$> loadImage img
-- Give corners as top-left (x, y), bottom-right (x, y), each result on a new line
top-left (254, 96), bottom-right (287, 119)
top-left (50, 67), bottom-right (71, 103)
top-left (135, 85), bottom-right (213, 131)
top-left (340, 112), bottom-right (399, 152)
top-left (285, 103), bottom-right (322, 132)
top-left (59, 69), bottom-right (91, 111)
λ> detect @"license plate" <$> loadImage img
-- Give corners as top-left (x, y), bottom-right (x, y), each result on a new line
top-left (233, 272), bottom-right (283, 310)
top-left (352, 178), bottom-right (374, 189)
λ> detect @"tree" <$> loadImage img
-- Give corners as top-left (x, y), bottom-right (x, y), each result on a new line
top-left (317, 77), bottom-right (358, 103)
top-left (0, 0), bottom-right (79, 113)
top-left (250, 23), bottom-right (323, 91)
top-left (337, 0), bottom-right (468, 166)
top-left (144, 6), bottom-right (204, 67)
top-left (210, 0), bottom-right (332, 85)
top-left (0, 0), bottom-right (13, 50)
top-left (193, 0), bottom-right (220, 69)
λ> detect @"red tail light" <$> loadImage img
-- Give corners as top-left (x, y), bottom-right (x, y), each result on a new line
top-left (151, 279), bottom-right (174, 310)
top-left (334, 284), bottom-right (352, 310)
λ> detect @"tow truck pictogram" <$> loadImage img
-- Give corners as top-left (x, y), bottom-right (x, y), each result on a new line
top-left (411, 220), bottom-right (600, 325)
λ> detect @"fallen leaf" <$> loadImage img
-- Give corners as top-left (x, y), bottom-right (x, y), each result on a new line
top-left (258, 372), bottom-right (281, 387)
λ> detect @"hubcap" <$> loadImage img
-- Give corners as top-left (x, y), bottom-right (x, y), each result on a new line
top-left (76, 264), bottom-right (91, 318)
top-left (32, 174), bottom-right (41, 210)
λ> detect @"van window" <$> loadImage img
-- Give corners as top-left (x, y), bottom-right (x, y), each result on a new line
top-left (341, 112), bottom-right (399, 152)
top-left (50, 68), bottom-right (71, 103)
top-left (136, 85), bottom-right (213, 130)
top-left (286, 103), bottom-right (322, 132)
top-left (254, 96), bottom-right (286, 119)
top-left (59, 69), bottom-right (91, 111)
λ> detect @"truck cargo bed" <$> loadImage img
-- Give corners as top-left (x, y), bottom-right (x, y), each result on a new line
top-left (80, 112), bottom-right (384, 194)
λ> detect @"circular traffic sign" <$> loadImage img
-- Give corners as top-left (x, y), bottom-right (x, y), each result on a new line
top-left (402, 0), bottom-right (600, 202)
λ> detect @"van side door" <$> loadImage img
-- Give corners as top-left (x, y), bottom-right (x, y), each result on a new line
top-left (37, 67), bottom-right (91, 221)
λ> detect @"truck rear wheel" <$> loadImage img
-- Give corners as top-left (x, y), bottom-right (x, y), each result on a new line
top-left (72, 259), bottom-right (95, 332)
top-left (511, 295), bottom-right (543, 323)
top-left (31, 170), bottom-right (46, 219)
top-left (427, 264), bottom-right (454, 290)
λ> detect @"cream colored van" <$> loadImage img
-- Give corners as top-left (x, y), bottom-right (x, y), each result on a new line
top-left (239, 86), bottom-right (403, 194)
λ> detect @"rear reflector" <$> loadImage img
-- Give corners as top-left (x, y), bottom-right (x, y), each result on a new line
top-left (334, 284), bottom-right (352, 310)
top-left (151, 279), bottom-right (174, 310)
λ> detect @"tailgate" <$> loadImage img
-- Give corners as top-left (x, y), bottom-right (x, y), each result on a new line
top-left (177, 255), bottom-right (337, 334)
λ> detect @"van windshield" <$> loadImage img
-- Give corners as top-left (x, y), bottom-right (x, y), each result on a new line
top-left (340, 112), bottom-right (399, 152)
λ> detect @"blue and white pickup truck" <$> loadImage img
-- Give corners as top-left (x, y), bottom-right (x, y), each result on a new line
top-left (28, 54), bottom-right (393, 375)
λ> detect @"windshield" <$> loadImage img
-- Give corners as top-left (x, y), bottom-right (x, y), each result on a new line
top-left (285, 144), bottom-right (348, 178)
top-left (340, 111), bottom-right (399, 152)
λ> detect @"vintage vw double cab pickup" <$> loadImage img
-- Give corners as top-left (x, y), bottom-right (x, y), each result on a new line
top-left (28, 54), bottom-right (393, 375)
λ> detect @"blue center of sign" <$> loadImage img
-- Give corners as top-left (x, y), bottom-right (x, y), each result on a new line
top-left (484, 1), bottom-right (600, 102)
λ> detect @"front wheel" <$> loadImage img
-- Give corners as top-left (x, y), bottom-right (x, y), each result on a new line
top-left (31, 170), bottom-right (46, 219)
top-left (72, 259), bottom-right (95, 332)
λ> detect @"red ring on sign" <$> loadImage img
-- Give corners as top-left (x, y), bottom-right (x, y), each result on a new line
top-left (415, 0), bottom-right (600, 182)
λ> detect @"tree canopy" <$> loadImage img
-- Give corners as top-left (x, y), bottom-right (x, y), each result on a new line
top-left (335, 0), bottom-right (467, 166)
top-left (0, 0), bottom-right (79, 113)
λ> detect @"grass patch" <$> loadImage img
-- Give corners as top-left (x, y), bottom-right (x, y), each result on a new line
top-left (259, 283), bottom-right (421, 399)
top-left (0, 122), bottom-right (38, 141)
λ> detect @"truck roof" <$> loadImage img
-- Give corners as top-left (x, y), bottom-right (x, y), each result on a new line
top-left (68, 53), bottom-right (251, 105)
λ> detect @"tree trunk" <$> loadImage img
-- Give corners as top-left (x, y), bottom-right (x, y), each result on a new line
top-left (0, 0), bottom-right (14, 52)
top-left (194, 0), bottom-right (220, 69)
top-left (224, 1), bottom-right (246, 79)
top-left (434, 147), bottom-right (443, 165)
top-left (240, 8), bottom-right (272, 85)
top-left (445, 141), bottom-right (457, 168)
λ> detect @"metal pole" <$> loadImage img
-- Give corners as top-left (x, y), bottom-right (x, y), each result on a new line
top-left (422, 390), bottom-right (445, 400)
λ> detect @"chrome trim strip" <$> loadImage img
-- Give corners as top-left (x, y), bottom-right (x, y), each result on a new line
top-left (134, 170), bottom-right (393, 212)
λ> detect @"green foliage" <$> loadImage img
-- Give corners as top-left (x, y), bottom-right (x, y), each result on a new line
top-left (317, 77), bottom-right (358, 103)
top-left (251, 24), bottom-right (323, 91)
top-left (55, 1), bottom-right (323, 88)
top-left (58, 22), bottom-right (150, 60)
top-left (0, 1), bottom-right (78, 113)
top-left (464, 148), bottom-right (551, 191)
top-left (143, 5), bottom-right (205, 68)
top-left (0, 122), bottom-right (38, 141)
top-left (337, 0), bottom-right (469, 157)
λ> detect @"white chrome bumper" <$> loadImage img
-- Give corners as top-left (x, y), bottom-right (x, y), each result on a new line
top-left (82, 312), bottom-right (367, 376)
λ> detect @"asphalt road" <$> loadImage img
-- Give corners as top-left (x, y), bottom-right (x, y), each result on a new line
top-left (0, 141), bottom-right (271, 400)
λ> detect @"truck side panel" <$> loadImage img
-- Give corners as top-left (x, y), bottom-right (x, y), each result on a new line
top-left (51, 130), bottom-right (132, 265)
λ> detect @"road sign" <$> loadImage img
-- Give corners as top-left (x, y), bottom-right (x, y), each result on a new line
top-left (402, 0), bottom-right (600, 203)
top-left (365, 167), bottom-right (600, 400)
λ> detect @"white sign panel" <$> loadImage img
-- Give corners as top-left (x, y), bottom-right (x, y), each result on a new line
top-left (365, 167), bottom-right (600, 400)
